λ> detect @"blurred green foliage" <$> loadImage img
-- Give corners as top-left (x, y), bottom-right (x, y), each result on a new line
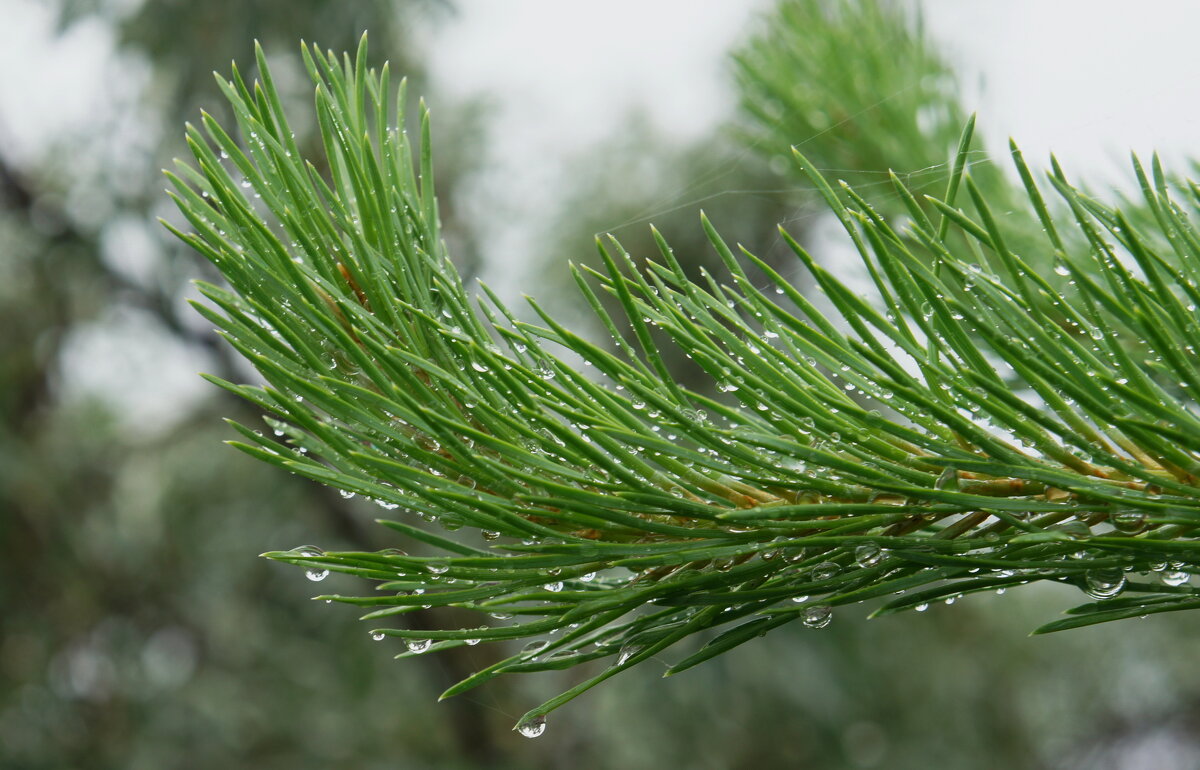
top-left (3, 1), bottom-right (1200, 768)
top-left (0, 2), bottom-right (508, 767)
top-left (734, 0), bottom-right (970, 189)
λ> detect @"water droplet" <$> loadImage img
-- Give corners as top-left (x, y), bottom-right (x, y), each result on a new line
top-left (802, 605), bottom-right (832, 628)
top-left (1161, 569), bottom-right (1190, 587)
top-left (517, 715), bottom-right (546, 738)
top-left (790, 594), bottom-right (809, 603)
top-left (522, 640), bottom-right (549, 657)
top-left (934, 467), bottom-right (958, 491)
top-left (1055, 521), bottom-right (1091, 540)
top-left (471, 361), bottom-right (489, 373)
top-left (465, 638), bottom-right (481, 646)
top-left (914, 603), bottom-right (929, 612)
top-left (426, 561), bottom-right (450, 574)
top-left (338, 489), bottom-right (356, 500)
top-left (810, 562), bottom-right (839, 581)
top-left (543, 581), bottom-right (563, 593)
top-left (296, 546), bottom-right (329, 582)
top-left (1111, 510), bottom-right (1146, 533)
top-left (854, 543), bottom-right (884, 568)
top-left (1054, 260), bottom-right (1071, 277)
top-left (371, 632), bottom-right (385, 641)
top-left (579, 572), bottom-right (597, 583)
top-left (1084, 568), bottom-right (1126, 599)
top-left (617, 644), bottom-right (642, 665)
top-left (406, 639), bottom-right (432, 654)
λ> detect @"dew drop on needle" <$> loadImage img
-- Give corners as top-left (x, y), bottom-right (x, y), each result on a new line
top-left (518, 715), bottom-right (546, 738)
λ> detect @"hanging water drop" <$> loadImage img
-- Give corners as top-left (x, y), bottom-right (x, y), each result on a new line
top-left (427, 561), bottom-right (450, 574)
top-left (517, 715), bottom-right (546, 738)
top-left (802, 605), bottom-right (832, 628)
top-left (296, 546), bottom-right (329, 582)
top-left (1084, 568), bottom-right (1126, 599)
top-left (371, 632), bottom-right (385, 641)
top-left (1161, 569), bottom-right (1190, 587)
top-left (406, 639), bottom-right (432, 654)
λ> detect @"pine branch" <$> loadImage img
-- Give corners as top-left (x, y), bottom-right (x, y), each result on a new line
top-left (167, 37), bottom-right (1200, 735)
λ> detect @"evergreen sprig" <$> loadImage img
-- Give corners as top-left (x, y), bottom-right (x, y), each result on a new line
top-left (167, 37), bottom-right (1200, 733)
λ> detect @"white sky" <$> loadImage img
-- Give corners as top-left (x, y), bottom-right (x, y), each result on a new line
top-left (5, 0), bottom-right (1200, 431)
top-left (923, 0), bottom-right (1200, 181)
top-left (5, 2), bottom-right (1199, 179)
top-left (430, 1), bottom-right (768, 151)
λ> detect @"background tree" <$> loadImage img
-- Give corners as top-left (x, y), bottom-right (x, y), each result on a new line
top-left (0, 2), bottom-right (507, 767)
